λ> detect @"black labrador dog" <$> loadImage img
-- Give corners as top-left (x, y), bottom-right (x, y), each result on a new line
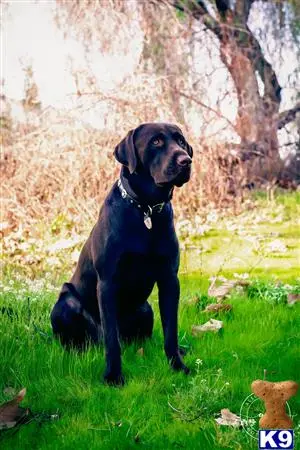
top-left (51, 123), bottom-right (193, 385)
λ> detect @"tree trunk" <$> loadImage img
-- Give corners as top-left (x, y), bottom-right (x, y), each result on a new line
top-left (218, 21), bottom-right (282, 181)
top-left (169, 0), bottom-right (299, 182)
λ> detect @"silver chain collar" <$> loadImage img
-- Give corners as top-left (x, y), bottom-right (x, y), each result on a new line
top-left (117, 179), bottom-right (165, 229)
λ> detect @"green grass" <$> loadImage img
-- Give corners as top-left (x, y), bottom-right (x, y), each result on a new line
top-left (0, 191), bottom-right (299, 449)
top-left (0, 278), bottom-right (299, 450)
top-left (179, 192), bottom-right (300, 280)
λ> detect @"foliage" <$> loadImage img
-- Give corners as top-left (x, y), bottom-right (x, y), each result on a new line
top-left (247, 280), bottom-right (300, 305)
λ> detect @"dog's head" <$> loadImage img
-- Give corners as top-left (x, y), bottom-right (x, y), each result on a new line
top-left (114, 123), bottom-right (193, 187)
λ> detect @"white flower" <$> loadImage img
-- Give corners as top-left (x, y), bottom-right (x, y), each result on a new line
top-left (233, 273), bottom-right (249, 279)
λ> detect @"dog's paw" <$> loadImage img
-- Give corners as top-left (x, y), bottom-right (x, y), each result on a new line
top-left (103, 369), bottom-right (125, 386)
top-left (170, 355), bottom-right (190, 375)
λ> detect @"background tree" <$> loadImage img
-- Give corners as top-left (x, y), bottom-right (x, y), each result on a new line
top-left (164, 0), bottom-right (300, 181)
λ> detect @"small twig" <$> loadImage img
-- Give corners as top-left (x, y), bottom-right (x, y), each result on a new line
top-left (168, 401), bottom-right (183, 414)
top-left (172, 89), bottom-right (238, 133)
top-left (167, 401), bottom-right (203, 423)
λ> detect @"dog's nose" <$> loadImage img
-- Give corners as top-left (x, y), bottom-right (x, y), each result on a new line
top-left (177, 155), bottom-right (192, 167)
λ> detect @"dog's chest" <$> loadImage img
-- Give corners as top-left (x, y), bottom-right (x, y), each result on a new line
top-left (115, 252), bottom-right (157, 284)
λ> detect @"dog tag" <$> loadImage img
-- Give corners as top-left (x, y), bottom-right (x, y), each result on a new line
top-left (144, 214), bottom-right (152, 229)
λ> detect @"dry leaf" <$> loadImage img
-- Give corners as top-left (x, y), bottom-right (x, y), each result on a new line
top-left (192, 319), bottom-right (223, 336)
top-left (236, 280), bottom-right (251, 287)
top-left (215, 408), bottom-right (241, 427)
top-left (203, 303), bottom-right (232, 313)
top-left (287, 293), bottom-right (300, 306)
top-left (208, 277), bottom-right (249, 301)
top-left (208, 278), bottom-right (236, 301)
top-left (136, 348), bottom-right (144, 357)
top-left (0, 388), bottom-right (30, 431)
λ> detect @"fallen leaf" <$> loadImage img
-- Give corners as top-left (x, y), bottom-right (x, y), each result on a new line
top-left (236, 280), bottom-right (251, 287)
top-left (202, 303), bottom-right (232, 313)
top-left (192, 319), bottom-right (223, 336)
top-left (215, 408), bottom-right (241, 427)
top-left (208, 277), bottom-right (249, 301)
top-left (0, 388), bottom-right (30, 431)
top-left (136, 348), bottom-right (144, 357)
top-left (208, 278), bottom-right (236, 301)
top-left (287, 293), bottom-right (300, 306)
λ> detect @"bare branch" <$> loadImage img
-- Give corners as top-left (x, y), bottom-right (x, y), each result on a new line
top-left (278, 102), bottom-right (300, 129)
top-left (173, 88), bottom-right (238, 132)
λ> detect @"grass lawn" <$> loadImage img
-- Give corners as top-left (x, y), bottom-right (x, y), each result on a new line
top-left (0, 192), bottom-right (299, 449)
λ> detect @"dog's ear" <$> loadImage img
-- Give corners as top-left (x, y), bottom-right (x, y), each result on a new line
top-left (114, 129), bottom-right (138, 173)
top-left (186, 141), bottom-right (193, 158)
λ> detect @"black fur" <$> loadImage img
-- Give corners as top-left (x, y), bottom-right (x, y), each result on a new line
top-left (50, 123), bottom-right (193, 385)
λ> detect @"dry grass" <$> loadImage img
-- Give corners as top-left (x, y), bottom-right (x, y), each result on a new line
top-left (1, 118), bottom-right (246, 235)
top-left (0, 0), bottom-right (247, 235)
top-left (1, 128), bottom-right (245, 234)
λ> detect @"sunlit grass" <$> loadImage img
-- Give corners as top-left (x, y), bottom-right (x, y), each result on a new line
top-left (0, 192), bottom-right (299, 449)
top-left (0, 276), bottom-right (299, 450)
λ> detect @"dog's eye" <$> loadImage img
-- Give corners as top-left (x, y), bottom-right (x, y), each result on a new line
top-left (177, 137), bottom-right (185, 147)
top-left (152, 138), bottom-right (164, 147)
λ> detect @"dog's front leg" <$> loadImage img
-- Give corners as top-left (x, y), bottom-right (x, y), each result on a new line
top-left (157, 273), bottom-right (190, 374)
top-left (97, 278), bottom-right (124, 386)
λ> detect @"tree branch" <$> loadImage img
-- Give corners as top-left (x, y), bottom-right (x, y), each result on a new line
top-left (173, 88), bottom-right (238, 132)
top-left (168, 0), bottom-right (223, 39)
top-left (278, 102), bottom-right (300, 129)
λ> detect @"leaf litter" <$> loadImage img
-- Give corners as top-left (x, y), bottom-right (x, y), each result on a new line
top-left (208, 277), bottom-right (249, 301)
top-left (0, 388), bottom-right (30, 431)
top-left (202, 303), bottom-right (232, 313)
top-left (0, 388), bottom-right (59, 435)
top-left (192, 319), bottom-right (223, 336)
top-left (215, 409), bottom-right (241, 427)
top-left (287, 293), bottom-right (300, 306)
